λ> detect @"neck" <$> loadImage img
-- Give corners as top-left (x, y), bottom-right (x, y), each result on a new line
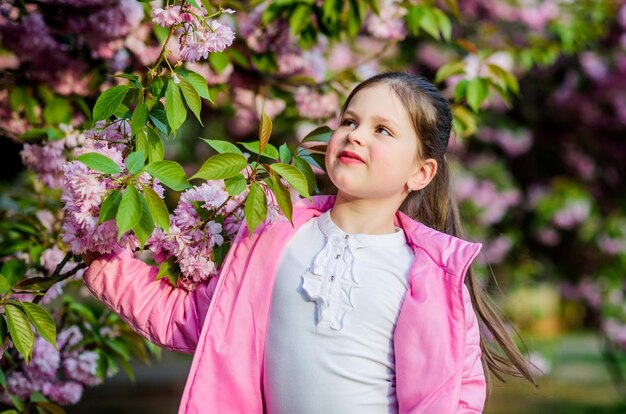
top-left (329, 191), bottom-right (402, 235)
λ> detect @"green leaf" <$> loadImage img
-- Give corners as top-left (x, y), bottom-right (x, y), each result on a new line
top-left (156, 256), bottom-right (181, 287)
top-left (150, 76), bottom-right (166, 99)
top-left (5, 303), bottom-right (34, 363)
top-left (418, 6), bottom-right (441, 39)
top-left (269, 163), bottom-right (311, 200)
top-left (131, 102), bottom-right (148, 134)
top-left (487, 63), bottom-right (519, 94)
top-left (178, 69), bottom-right (211, 101)
top-left (0, 316), bottom-right (8, 343)
top-left (244, 183), bottom-right (267, 235)
top-left (20, 302), bottom-right (57, 350)
top-left (76, 153), bottom-right (121, 175)
top-left (134, 195), bottom-right (155, 248)
top-left (259, 109), bottom-right (272, 154)
top-left (46, 127), bottom-right (64, 140)
top-left (24, 96), bottom-right (39, 124)
top-left (190, 153), bottom-right (248, 180)
top-left (116, 186), bottom-right (142, 239)
top-left (0, 275), bottom-right (10, 295)
top-left (179, 77), bottom-right (203, 125)
top-left (302, 125), bottom-right (333, 143)
top-left (228, 48), bottom-right (249, 68)
top-left (29, 391), bottom-right (47, 403)
top-left (66, 301), bottom-right (96, 325)
top-left (200, 138), bottom-right (243, 155)
top-left (266, 175), bottom-right (293, 224)
top-left (1, 260), bottom-right (26, 286)
top-left (452, 105), bottom-right (477, 137)
top-left (113, 73), bottom-right (141, 88)
top-left (13, 276), bottom-right (60, 292)
top-left (454, 79), bottom-right (469, 103)
top-left (434, 61), bottom-right (466, 84)
top-left (238, 141), bottom-right (279, 159)
top-left (165, 80), bottom-right (187, 134)
top-left (224, 174), bottom-right (247, 196)
top-left (149, 107), bottom-right (169, 135)
top-left (143, 186), bottom-right (170, 232)
top-left (43, 98), bottom-right (72, 125)
top-left (113, 103), bottom-right (130, 118)
top-left (186, 0), bottom-right (201, 11)
top-left (0, 361), bottom-right (6, 391)
top-left (146, 128), bottom-right (165, 162)
top-left (433, 8), bottom-right (452, 41)
top-left (126, 151), bottom-right (145, 174)
top-left (208, 52), bottom-right (230, 74)
top-left (93, 85), bottom-right (131, 121)
top-left (34, 402), bottom-right (66, 414)
top-left (346, 0), bottom-right (363, 37)
top-left (278, 143), bottom-right (291, 164)
top-left (105, 338), bottom-right (130, 360)
top-left (292, 156), bottom-right (317, 194)
top-left (466, 77), bottom-right (489, 112)
top-left (10, 87), bottom-right (28, 111)
top-left (289, 3), bottom-right (310, 35)
top-left (99, 190), bottom-right (122, 224)
top-left (143, 160), bottom-right (191, 191)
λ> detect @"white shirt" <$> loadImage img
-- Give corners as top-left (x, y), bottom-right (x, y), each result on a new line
top-left (263, 210), bottom-right (414, 413)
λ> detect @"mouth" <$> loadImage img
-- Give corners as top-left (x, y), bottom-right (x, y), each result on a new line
top-left (338, 150), bottom-right (365, 164)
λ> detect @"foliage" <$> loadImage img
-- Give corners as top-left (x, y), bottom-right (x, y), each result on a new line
top-left (1, 0), bottom-right (625, 409)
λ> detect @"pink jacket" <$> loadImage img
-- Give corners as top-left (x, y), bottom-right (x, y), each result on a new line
top-left (84, 195), bottom-right (486, 413)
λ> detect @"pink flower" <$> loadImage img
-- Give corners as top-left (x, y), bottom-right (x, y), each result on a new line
top-left (26, 337), bottom-right (60, 381)
top-left (552, 200), bottom-right (591, 229)
top-left (42, 381), bottom-right (83, 405)
top-left (476, 235), bottom-right (513, 265)
top-left (580, 52), bottom-right (608, 81)
top-left (151, 6), bottom-right (182, 27)
top-left (6, 372), bottom-right (36, 400)
top-left (294, 87), bottom-right (339, 120)
top-left (203, 20), bottom-right (236, 53)
top-left (365, 1), bottom-right (407, 40)
top-left (63, 351), bottom-right (101, 386)
top-left (536, 227), bottom-right (560, 246)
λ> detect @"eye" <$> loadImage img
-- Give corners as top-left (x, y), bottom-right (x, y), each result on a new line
top-left (376, 126), bottom-right (393, 137)
top-left (341, 118), bottom-right (357, 128)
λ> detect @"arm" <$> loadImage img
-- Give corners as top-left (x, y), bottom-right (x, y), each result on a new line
top-left (83, 249), bottom-right (217, 354)
top-left (457, 284), bottom-right (487, 413)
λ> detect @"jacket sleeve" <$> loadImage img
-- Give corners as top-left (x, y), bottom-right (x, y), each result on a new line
top-left (457, 283), bottom-right (487, 413)
top-left (83, 249), bottom-right (218, 354)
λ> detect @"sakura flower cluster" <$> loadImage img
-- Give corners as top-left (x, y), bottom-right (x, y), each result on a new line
top-left (1, 327), bottom-right (103, 406)
top-left (20, 125), bottom-right (86, 189)
top-left (147, 181), bottom-right (246, 291)
top-left (151, 4), bottom-right (236, 62)
top-left (61, 120), bottom-right (164, 255)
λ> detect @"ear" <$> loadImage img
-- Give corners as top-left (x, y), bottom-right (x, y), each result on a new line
top-left (407, 158), bottom-right (438, 192)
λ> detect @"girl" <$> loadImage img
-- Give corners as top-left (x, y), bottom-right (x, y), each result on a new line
top-left (83, 72), bottom-right (536, 413)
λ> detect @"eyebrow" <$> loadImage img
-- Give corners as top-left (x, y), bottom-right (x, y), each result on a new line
top-left (343, 110), bottom-right (401, 130)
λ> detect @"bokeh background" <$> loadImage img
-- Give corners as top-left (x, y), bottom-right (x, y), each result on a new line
top-left (1, 0), bottom-right (626, 412)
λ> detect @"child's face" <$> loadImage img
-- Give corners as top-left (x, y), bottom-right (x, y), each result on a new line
top-left (325, 83), bottom-right (424, 204)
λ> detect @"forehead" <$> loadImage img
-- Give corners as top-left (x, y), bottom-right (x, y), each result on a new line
top-left (345, 83), bottom-right (412, 128)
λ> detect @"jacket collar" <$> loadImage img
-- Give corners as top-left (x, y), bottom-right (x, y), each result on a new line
top-left (293, 195), bottom-right (482, 279)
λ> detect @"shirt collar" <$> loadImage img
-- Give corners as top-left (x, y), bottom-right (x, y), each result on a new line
top-left (316, 210), bottom-right (407, 248)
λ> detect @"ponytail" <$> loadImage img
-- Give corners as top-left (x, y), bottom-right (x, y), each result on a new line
top-left (401, 156), bottom-right (538, 394)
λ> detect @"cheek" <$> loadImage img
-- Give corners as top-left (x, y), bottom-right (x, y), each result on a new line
top-left (325, 132), bottom-right (340, 160)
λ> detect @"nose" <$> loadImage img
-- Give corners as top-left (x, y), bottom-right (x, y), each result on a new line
top-left (345, 127), bottom-right (364, 146)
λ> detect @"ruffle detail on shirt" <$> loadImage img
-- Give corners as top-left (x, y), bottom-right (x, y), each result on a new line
top-left (300, 236), bottom-right (360, 331)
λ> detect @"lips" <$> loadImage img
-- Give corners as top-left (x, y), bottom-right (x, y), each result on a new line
top-left (338, 150), bottom-right (364, 163)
